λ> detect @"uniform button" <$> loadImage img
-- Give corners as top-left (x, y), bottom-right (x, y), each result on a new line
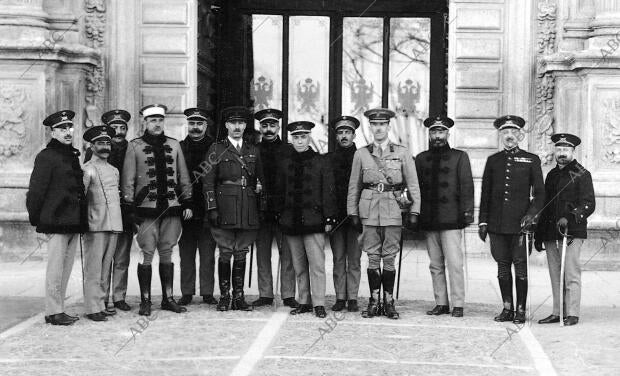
top-left (507, 163), bottom-right (511, 166)
top-left (505, 191), bottom-right (508, 194)
top-left (504, 198), bottom-right (508, 201)
top-left (505, 183), bottom-right (509, 187)
top-left (506, 176), bottom-right (510, 180)
top-left (506, 169), bottom-right (510, 172)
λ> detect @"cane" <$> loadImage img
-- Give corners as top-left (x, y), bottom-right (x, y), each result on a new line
top-left (396, 230), bottom-right (404, 300)
top-left (524, 231), bottom-right (532, 321)
top-left (248, 242), bottom-right (254, 288)
top-left (79, 234), bottom-right (86, 300)
top-left (559, 225), bottom-right (568, 327)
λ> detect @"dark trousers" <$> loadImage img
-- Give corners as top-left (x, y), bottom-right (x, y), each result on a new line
top-left (489, 233), bottom-right (527, 279)
top-left (179, 219), bottom-right (217, 296)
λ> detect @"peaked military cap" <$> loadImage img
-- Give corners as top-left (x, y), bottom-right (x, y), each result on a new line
top-left (287, 121), bottom-right (315, 135)
top-left (423, 115), bottom-right (454, 130)
top-left (102, 109), bottom-right (130, 126)
top-left (493, 115), bottom-right (525, 130)
top-left (254, 108), bottom-right (283, 123)
top-left (184, 107), bottom-right (212, 121)
top-left (43, 110), bottom-right (75, 128)
top-left (83, 125), bottom-right (115, 143)
top-left (330, 115), bottom-right (360, 131)
top-left (140, 104), bottom-right (167, 119)
top-left (364, 108), bottom-right (396, 122)
top-left (222, 106), bottom-right (251, 122)
top-left (551, 133), bottom-right (581, 148)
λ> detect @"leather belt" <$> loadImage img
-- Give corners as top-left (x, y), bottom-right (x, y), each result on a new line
top-left (220, 177), bottom-right (252, 188)
top-left (362, 182), bottom-right (403, 193)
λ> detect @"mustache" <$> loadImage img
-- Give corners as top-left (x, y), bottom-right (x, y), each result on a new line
top-left (99, 149), bottom-right (111, 153)
top-left (263, 131), bottom-right (275, 136)
top-left (189, 128), bottom-right (202, 133)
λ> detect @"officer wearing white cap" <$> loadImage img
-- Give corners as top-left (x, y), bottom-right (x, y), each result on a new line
top-left (347, 108), bottom-right (421, 319)
top-left (82, 126), bottom-right (123, 321)
top-left (27, 110), bottom-right (88, 325)
top-left (177, 108), bottom-right (218, 306)
top-left (252, 108), bottom-right (299, 309)
top-left (416, 115), bottom-right (474, 318)
top-left (479, 115), bottom-right (545, 324)
top-left (274, 121), bottom-right (337, 318)
top-left (535, 133), bottom-right (595, 326)
top-left (121, 104), bottom-right (193, 316)
top-left (328, 115), bottom-right (362, 312)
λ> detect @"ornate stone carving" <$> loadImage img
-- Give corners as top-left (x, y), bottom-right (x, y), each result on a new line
top-left (601, 98), bottom-right (620, 164)
top-left (534, 0), bottom-right (557, 165)
top-left (0, 85), bottom-right (29, 162)
top-left (84, 0), bottom-right (106, 129)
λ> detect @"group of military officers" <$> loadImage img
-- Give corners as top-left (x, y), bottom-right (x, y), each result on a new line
top-left (27, 102), bottom-right (595, 326)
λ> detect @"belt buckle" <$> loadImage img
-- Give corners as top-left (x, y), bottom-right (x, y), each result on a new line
top-left (376, 182), bottom-right (385, 193)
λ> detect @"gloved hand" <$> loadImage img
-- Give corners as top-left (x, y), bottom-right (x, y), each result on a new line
top-left (350, 215), bottom-right (363, 233)
top-left (520, 214), bottom-right (536, 232)
top-left (556, 217), bottom-right (568, 232)
top-left (407, 213), bottom-right (419, 231)
top-left (478, 224), bottom-right (488, 242)
top-left (534, 238), bottom-right (545, 252)
top-left (208, 210), bottom-right (220, 227)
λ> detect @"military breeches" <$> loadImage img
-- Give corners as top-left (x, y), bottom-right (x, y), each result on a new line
top-left (210, 227), bottom-right (257, 262)
top-left (329, 224), bottom-right (362, 300)
top-left (287, 233), bottom-right (326, 306)
top-left (102, 230), bottom-right (132, 302)
top-left (489, 233), bottom-right (527, 279)
top-left (179, 219), bottom-right (217, 296)
top-left (136, 216), bottom-right (182, 265)
top-left (425, 230), bottom-right (465, 306)
top-left (45, 233), bottom-right (79, 315)
top-left (83, 232), bottom-right (118, 314)
top-left (360, 225), bottom-right (401, 271)
top-left (255, 222), bottom-right (296, 299)
top-left (545, 239), bottom-right (584, 316)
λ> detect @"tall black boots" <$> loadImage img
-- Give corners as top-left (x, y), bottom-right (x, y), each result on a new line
top-left (160, 263), bottom-right (186, 313)
top-left (513, 277), bottom-right (528, 324)
top-left (362, 268), bottom-right (382, 318)
top-left (494, 276), bottom-right (515, 322)
top-left (231, 259), bottom-right (252, 311)
top-left (137, 263), bottom-right (152, 316)
top-left (217, 260), bottom-right (231, 311)
top-left (382, 270), bottom-right (399, 319)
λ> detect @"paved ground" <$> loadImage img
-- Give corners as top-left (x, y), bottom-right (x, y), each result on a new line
top-left (1, 237), bottom-right (619, 375)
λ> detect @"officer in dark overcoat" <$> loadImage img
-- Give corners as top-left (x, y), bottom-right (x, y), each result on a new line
top-left (478, 115), bottom-right (545, 324)
top-left (202, 106), bottom-right (264, 311)
top-left (535, 133), bottom-right (595, 326)
top-left (415, 115), bottom-right (474, 318)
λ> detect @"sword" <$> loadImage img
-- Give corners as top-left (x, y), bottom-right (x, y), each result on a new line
top-left (327, 215), bottom-right (351, 235)
top-left (79, 234), bottom-right (86, 300)
top-left (559, 226), bottom-right (568, 327)
top-left (396, 229), bottom-right (404, 300)
top-left (248, 242), bottom-right (254, 288)
top-left (524, 231), bottom-right (532, 321)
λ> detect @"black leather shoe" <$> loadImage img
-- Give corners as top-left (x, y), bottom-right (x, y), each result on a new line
top-left (252, 297), bottom-right (274, 307)
top-left (61, 312), bottom-right (79, 322)
top-left (45, 313), bottom-right (75, 326)
top-left (315, 306), bottom-right (327, 318)
top-left (347, 300), bottom-right (359, 312)
top-left (290, 304), bottom-right (313, 315)
top-left (86, 312), bottom-right (108, 322)
top-left (494, 308), bottom-right (515, 322)
top-left (102, 308), bottom-right (117, 316)
top-left (217, 294), bottom-right (231, 311)
top-left (564, 316), bottom-right (579, 326)
top-left (426, 305), bottom-right (450, 315)
top-left (283, 297), bottom-right (299, 308)
top-left (513, 309), bottom-right (526, 324)
top-left (178, 295), bottom-right (193, 306)
top-left (114, 300), bottom-right (131, 311)
top-left (202, 295), bottom-right (218, 304)
top-left (538, 314), bottom-right (560, 324)
top-left (331, 299), bottom-right (346, 311)
top-left (451, 307), bottom-right (463, 317)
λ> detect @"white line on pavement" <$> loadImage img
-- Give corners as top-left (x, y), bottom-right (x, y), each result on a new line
top-left (0, 356), bottom-right (241, 363)
top-left (263, 355), bottom-right (534, 371)
top-left (518, 325), bottom-right (558, 376)
top-left (289, 319), bottom-right (506, 332)
top-left (229, 312), bottom-right (288, 376)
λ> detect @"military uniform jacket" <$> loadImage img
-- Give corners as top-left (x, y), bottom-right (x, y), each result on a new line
top-left (347, 142), bottom-right (421, 227)
top-left (180, 135), bottom-right (214, 220)
top-left (83, 156), bottom-right (123, 232)
top-left (535, 159), bottom-right (595, 240)
top-left (479, 148), bottom-right (545, 234)
top-left (329, 143), bottom-right (357, 221)
top-left (121, 133), bottom-right (192, 218)
top-left (258, 137), bottom-right (286, 223)
top-left (275, 147), bottom-right (337, 235)
top-left (415, 144), bottom-right (474, 230)
top-left (26, 138), bottom-right (88, 234)
top-left (202, 138), bottom-right (264, 230)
